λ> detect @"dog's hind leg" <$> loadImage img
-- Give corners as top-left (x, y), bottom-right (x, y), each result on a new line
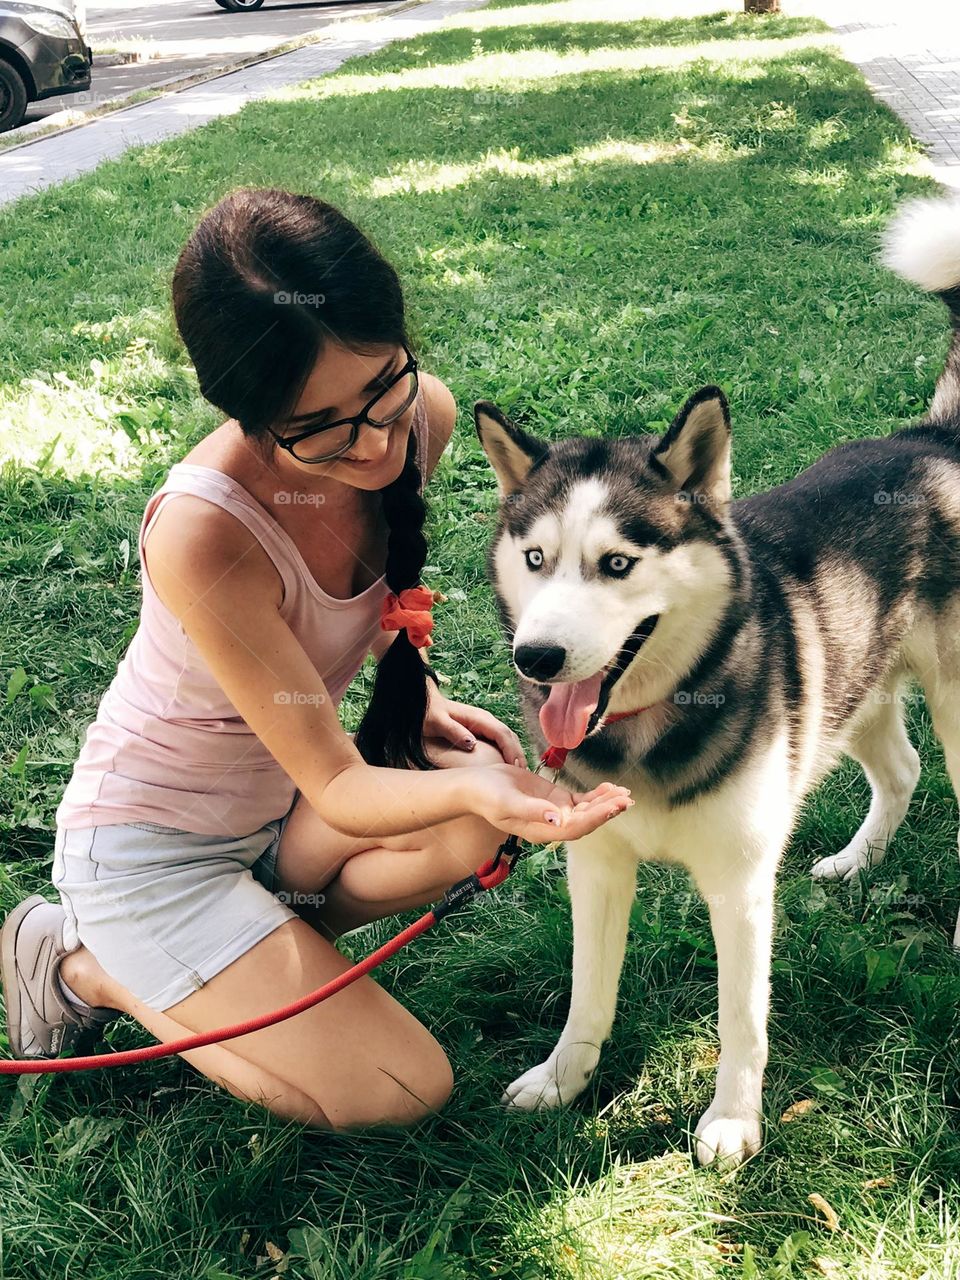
top-left (501, 832), bottom-right (637, 1111)
top-left (811, 688), bottom-right (920, 883)
top-left (918, 679), bottom-right (960, 948)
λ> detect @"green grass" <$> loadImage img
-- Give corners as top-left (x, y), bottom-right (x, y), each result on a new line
top-left (2, 3), bottom-right (959, 1277)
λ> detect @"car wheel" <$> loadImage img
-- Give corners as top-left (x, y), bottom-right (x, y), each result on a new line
top-left (214, 0), bottom-right (231, 7)
top-left (219, 0), bottom-right (265, 9)
top-left (0, 60), bottom-right (28, 133)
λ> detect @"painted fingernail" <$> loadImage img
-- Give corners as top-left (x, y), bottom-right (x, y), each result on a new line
top-left (463, 737), bottom-right (476, 749)
top-left (545, 811), bottom-right (560, 826)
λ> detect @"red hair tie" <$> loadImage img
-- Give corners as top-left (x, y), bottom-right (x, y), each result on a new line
top-left (380, 585), bottom-right (442, 649)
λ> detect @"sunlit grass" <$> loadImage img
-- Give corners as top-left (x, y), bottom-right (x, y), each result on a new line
top-left (514, 1151), bottom-right (728, 1278)
top-left (282, 33), bottom-right (844, 103)
top-left (365, 138), bottom-right (703, 198)
top-left (2, 2), bottom-right (959, 1277)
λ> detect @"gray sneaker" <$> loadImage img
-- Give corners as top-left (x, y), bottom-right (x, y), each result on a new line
top-left (0, 895), bottom-right (120, 1058)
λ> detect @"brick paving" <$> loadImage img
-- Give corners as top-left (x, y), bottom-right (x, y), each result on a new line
top-left (788, 0), bottom-right (960, 188)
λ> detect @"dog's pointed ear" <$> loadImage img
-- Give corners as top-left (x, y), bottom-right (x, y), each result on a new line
top-left (474, 400), bottom-right (549, 498)
top-left (651, 386), bottom-right (731, 505)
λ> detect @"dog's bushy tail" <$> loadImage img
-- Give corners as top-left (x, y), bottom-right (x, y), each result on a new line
top-left (883, 195), bottom-right (960, 425)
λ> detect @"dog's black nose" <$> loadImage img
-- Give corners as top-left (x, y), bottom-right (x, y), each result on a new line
top-left (515, 643), bottom-right (566, 680)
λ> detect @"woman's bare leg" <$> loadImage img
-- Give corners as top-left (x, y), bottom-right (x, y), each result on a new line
top-left (60, 918), bottom-right (452, 1130)
top-left (56, 736), bottom-right (506, 1126)
top-left (277, 736), bottom-right (509, 937)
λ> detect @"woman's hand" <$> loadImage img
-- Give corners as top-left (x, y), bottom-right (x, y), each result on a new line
top-left (423, 683), bottom-right (527, 767)
top-left (465, 764), bottom-right (633, 845)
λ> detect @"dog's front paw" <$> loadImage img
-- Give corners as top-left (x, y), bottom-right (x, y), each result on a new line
top-left (694, 1109), bottom-right (762, 1170)
top-left (810, 843), bottom-right (879, 883)
top-left (501, 1044), bottom-right (600, 1111)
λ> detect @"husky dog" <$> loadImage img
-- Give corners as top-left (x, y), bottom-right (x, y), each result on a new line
top-left (474, 195), bottom-right (960, 1168)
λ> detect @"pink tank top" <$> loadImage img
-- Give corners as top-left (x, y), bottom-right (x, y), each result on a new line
top-left (55, 393), bottom-right (429, 837)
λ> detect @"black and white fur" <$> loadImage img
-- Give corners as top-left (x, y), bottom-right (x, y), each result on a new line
top-left (474, 195), bottom-right (960, 1168)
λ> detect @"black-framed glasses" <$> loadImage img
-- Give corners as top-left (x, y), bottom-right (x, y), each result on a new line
top-left (269, 345), bottom-right (420, 464)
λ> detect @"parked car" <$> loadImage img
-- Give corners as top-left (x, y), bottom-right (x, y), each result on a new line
top-left (0, 0), bottom-right (91, 132)
top-left (215, 0), bottom-right (266, 9)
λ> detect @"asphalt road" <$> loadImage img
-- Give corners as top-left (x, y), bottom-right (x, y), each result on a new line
top-left (23, 0), bottom-right (403, 125)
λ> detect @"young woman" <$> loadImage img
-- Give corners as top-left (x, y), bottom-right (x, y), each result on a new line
top-left (0, 188), bottom-right (632, 1131)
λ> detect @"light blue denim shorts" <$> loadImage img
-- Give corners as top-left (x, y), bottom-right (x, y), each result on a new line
top-left (51, 808), bottom-right (299, 1012)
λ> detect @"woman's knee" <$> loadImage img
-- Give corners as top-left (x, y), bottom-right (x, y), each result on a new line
top-left (197, 1016), bottom-right (453, 1131)
top-left (308, 1031), bottom-right (454, 1130)
top-left (427, 737), bottom-right (504, 772)
top-left (382, 1037), bottom-right (454, 1126)
top-left (213, 1061), bottom-right (335, 1129)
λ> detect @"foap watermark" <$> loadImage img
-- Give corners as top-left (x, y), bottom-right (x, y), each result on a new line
top-left (71, 291), bottom-right (124, 310)
top-left (275, 490), bottom-right (326, 506)
top-left (675, 490), bottom-right (713, 507)
top-left (50, 90), bottom-right (124, 113)
top-left (274, 691), bottom-right (327, 707)
top-left (674, 689), bottom-right (725, 707)
top-left (276, 890), bottom-right (326, 908)
top-left (62, 889), bottom-right (123, 909)
top-left (867, 882), bottom-right (925, 909)
top-left (675, 890), bottom-right (726, 909)
top-left (867, 685), bottom-right (923, 708)
top-left (874, 488), bottom-right (925, 507)
top-left (274, 291), bottom-right (325, 306)
top-left (870, 291), bottom-right (928, 309)
top-left (474, 90), bottom-right (523, 108)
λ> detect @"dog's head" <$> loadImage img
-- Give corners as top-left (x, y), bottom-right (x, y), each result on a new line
top-left (475, 387), bottom-right (738, 749)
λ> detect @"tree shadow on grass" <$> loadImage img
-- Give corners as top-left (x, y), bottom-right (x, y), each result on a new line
top-left (368, 8), bottom-right (830, 71)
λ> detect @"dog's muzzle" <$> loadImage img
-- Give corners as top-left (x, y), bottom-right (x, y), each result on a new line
top-left (514, 643), bottom-right (566, 681)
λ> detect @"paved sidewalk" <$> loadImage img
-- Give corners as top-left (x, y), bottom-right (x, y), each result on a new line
top-left (789, 0), bottom-right (960, 189)
top-left (26, 0), bottom-right (403, 127)
top-left (0, 0), bottom-right (483, 208)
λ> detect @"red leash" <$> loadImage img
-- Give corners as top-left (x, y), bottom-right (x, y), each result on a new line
top-left (0, 845), bottom-right (520, 1077)
top-left (0, 715), bottom-right (647, 1078)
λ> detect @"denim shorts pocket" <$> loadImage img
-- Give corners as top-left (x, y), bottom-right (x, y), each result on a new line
top-left (126, 821), bottom-right (186, 835)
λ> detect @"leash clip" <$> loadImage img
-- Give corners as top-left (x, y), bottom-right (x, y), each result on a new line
top-left (534, 761), bottom-right (560, 785)
top-left (490, 834), bottom-right (523, 875)
top-left (536, 744), bottom-right (567, 783)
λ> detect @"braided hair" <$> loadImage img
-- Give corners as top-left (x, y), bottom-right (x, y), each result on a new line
top-left (171, 186), bottom-right (434, 771)
top-left (354, 427), bottom-right (435, 770)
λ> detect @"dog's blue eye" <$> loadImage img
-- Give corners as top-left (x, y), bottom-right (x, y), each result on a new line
top-left (601, 554), bottom-right (635, 577)
top-left (524, 548), bottom-right (544, 571)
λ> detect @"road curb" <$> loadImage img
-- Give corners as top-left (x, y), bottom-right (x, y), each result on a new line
top-left (1, 0), bottom-right (424, 156)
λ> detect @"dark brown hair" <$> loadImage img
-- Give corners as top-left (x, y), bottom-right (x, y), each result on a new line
top-left (171, 187), bottom-right (434, 770)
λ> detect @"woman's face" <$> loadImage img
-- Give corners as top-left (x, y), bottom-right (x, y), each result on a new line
top-left (273, 342), bottom-right (416, 492)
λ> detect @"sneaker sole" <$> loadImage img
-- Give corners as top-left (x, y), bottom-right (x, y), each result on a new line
top-left (0, 894), bottom-right (53, 1060)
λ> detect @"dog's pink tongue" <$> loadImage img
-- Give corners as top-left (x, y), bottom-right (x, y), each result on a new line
top-left (539, 673), bottom-right (604, 750)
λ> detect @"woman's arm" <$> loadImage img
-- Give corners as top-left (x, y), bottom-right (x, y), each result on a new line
top-left (145, 496), bottom-right (476, 836)
top-left (145, 496), bottom-right (630, 843)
